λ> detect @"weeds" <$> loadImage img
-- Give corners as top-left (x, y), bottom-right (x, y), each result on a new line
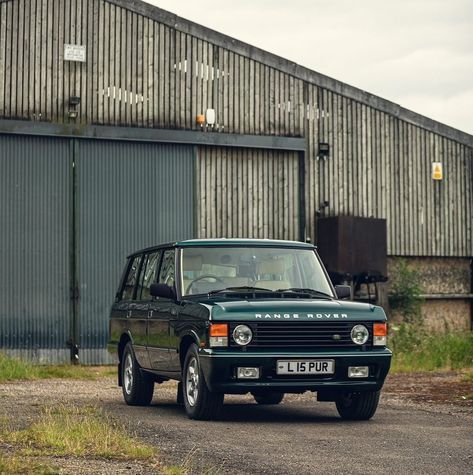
top-left (390, 325), bottom-right (473, 372)
top-left (461, 370), bottom-right (473, 382)
top-left (0, 453), bottom-right (58, 475)
top-left (3, 405), bottom-right (156, 460)
top-left (161, 467), bottom-right (187, 475)
top-left (388, 259), bottom-right (423, 323)
top-left (0, 353), bottom-right (114, 383)
top-left (169, 445), bottom-right (222, 475)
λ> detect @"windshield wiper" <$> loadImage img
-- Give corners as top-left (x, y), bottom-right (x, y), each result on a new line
top-left (207, 286), bottom-right (274, 296)
top-left (275, 288), bottom-right (334, 299)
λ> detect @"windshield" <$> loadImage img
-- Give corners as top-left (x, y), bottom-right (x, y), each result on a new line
top-left (180, 246), bottom-right (334, 297)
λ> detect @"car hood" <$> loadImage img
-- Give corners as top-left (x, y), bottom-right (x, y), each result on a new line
top-left (207, 299), bottom-right (386, 322)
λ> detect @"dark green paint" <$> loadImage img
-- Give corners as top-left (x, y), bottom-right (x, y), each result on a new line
top-left (109, 239), bottom-right (391, 394)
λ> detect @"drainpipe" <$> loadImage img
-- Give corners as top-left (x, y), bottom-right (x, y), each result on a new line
top-left (471, 258), bottom-right (473, 331)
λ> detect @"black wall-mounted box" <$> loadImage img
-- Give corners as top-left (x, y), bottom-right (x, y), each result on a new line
top-left (316, 216), bottom-right (387, 278)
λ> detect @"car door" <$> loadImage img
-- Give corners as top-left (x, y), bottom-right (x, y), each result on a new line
top-left (132, 250), bottom-right (161, 369)
top-left (121, 254), bottom-right (150, 368)
top-left (134, 250), bottom-right (164, 370)
top-left (147, 248), bottom-right (179, 371)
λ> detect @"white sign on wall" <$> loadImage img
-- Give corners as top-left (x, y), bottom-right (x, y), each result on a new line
top-left (64, 44), bottom-right (86, 62)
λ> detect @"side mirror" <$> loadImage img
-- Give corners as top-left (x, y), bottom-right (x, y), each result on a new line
top-left (150, 283), bottom-right (175, 300)
top-left (335, 285), bottom-right (351, 300)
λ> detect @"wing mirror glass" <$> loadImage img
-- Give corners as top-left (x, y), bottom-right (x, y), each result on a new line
top-left (150, 283), bottom-right (175, 300)
top-left (334, 285), bottom-right (351, 300)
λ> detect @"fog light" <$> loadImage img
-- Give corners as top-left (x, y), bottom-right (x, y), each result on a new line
top-left (348, 366), bottom-right (369, 378)
top-left (237, 367), bottom-right (260, 379)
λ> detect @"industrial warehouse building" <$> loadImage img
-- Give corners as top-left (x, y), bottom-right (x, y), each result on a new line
top-left (0, 0), bottom-right (472, 363)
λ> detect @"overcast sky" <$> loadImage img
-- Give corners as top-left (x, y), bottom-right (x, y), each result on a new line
top-left (144, 0), bottom-right (473, 135)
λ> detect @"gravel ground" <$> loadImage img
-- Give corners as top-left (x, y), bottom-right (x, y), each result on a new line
top-left (0, 371), bottom-right (472, 474)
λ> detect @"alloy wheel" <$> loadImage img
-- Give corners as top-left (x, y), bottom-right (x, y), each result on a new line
top-left (186, 356), bottom-right (199, 406)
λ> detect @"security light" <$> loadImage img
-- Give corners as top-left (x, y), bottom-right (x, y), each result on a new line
top-left (318, 142), bottom-right (330, 158)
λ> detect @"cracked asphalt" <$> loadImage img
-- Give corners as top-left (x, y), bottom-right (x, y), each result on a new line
top-left (113, 385), bottom-right (473, 475)
top-left (1, 373), bottom-right (472, 474)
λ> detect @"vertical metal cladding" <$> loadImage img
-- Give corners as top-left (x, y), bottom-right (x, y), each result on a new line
top-left (197, 146), bottom-right (300, 240)
top-left (76, 140), bottom-right (195, 361)
top-left (0, 0), bottom-right (471, 260)
top-left (0, 0), bottom-right (303, 134)
top-left (0, 134), bottom-right (71, 359)
top-left (311, 93), bottom-right (473, 257)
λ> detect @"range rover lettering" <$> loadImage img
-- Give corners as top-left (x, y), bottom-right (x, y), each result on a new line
top-left (108, 239), bottom-right (392, 420)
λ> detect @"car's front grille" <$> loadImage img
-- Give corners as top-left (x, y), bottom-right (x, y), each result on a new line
top-left (229, 321), bottom-right (373, 349)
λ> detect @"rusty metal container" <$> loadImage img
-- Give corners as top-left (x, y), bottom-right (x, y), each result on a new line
top-left (316, 216), bottom-right (387, 280)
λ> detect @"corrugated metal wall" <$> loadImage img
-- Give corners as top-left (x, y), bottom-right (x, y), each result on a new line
top-left (312, 91), bottom-right (473, 256)
top-left (0, 133), bottom-right (195, 363)
top-left (0, 0), bottom-right (471, 257)
top-left (0, 135), bottom-right (71, 363)
top-left (197, 147), bottom-right (300, 241)
top-left (77, 140), bottom-right (195, 364)
top-left (0, 0), bottom-right (305, 134)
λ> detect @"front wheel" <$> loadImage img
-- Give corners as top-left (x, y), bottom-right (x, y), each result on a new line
top-left (252, 392), bottom-right (284, 405)
top-left (335, 390), bottom-right (380, 420)
top-left (121, 342), bottom-right (154, 406)
top-left (182, 344), bottom-right (223, 420)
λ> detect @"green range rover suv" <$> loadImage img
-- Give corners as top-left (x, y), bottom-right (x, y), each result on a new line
top-left (108, 239), bottom-right (391, 420)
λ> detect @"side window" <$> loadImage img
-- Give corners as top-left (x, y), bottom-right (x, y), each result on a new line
top-left (138, 251), bottom-right (161, 300)
top-left (122, 255), bottom-right (143, 301)
top-left (159, 249), bottom-right (175, 288)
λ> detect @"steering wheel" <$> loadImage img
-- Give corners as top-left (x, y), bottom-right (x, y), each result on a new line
top-left (186, 274), bottom-right (226, 294)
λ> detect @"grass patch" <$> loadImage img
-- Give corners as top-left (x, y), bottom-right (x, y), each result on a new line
top-left (161, 467), bottom-right (187, 475)
top-left (0, 453), bottom-right (58, 475)
top-left (2, 405), bottom-right (156, 460)
top-left (461, 370), bottom-right (473, 382)
top-left (0, 353), bottom-right (114, 383)
top-left (390, 326), bottom-right (473, 372)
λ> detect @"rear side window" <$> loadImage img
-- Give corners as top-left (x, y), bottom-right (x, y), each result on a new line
top-left (159, 249), bottom-right (175, 288)
top-left (138, 251), bottom-right (161, 300)
top-left (121, 255), bottom-right (143, 300)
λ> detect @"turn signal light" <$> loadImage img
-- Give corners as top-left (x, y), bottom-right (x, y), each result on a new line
top-left (373, 322), bottom-right (387, 346)
top-left (373, 323), bottom-right (387, 336)
top-left (210, 323), bottom-right (228, 337)
top-left (209, 323), bottom-right (228, 348)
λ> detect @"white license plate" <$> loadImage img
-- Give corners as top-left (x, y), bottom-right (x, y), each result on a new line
top-left (276, 359), bottom-right (335, 375)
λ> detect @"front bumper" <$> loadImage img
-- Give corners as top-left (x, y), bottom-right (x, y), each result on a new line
top-left (199, 348), bottom-right (392, 393)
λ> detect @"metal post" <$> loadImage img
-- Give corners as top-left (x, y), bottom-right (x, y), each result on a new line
top-left (68, 139), bottom-right (80, 363)
top-left (298, 150), bottom-right (306, 242)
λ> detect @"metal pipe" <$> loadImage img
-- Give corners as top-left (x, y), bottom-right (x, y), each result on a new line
top-left (418, 293), bottom-right (473, 300)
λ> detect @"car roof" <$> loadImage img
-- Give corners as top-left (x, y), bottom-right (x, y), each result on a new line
top-left (127, 238), bottom-right (315, 257)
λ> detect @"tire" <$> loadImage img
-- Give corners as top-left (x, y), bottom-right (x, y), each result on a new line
top-left (335, 390), bottom-right (380, 420)
top-left (121, 342), bottom-right (154, 406)
top-left (182, 344), bottom-right (223, 420)
top-left (252, 392), bottom-right (284, 405)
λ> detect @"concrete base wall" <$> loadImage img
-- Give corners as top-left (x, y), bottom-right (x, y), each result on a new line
top-left (387, 257), bottom-right (472, 332)
top-left (4, 349), bottom-right (115, 365)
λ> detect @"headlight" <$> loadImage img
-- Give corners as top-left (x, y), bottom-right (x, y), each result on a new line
top-left (233, 325), bottom-right (253, 346)
top-left (351, 324), bottom-right (369, 345)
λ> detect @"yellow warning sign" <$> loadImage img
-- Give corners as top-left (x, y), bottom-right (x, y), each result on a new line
top-left (432, 162), bottom-right (443, 180)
